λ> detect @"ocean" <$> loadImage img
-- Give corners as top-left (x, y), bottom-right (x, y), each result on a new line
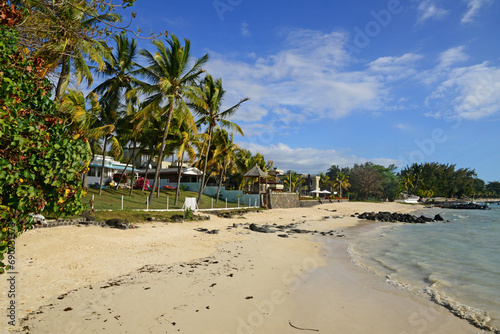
top-left (348, 203), bottom-right (500, 331)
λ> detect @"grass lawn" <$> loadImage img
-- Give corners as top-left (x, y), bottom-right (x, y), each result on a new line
top-left (83, 188), bottom-right (242, 212)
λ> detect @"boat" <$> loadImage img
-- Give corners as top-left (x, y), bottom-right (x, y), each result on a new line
top-left (404, 196), bottom-right (420, 204)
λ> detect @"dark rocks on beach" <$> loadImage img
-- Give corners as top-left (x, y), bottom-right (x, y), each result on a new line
top-left (358, 212), bottom-right (435, 224)
top-left (249, 223), bottom-right (275, 233)
top-left (194, 228), bottom-right (219, 235)
top-left (104, 219), bottom-right (130, 229)
top-left (171, 215), bottom-right (184, 223)
top-left (278, 234), bottom-right (289, 238)
top-left (80, 211), bottom-right (97, 221)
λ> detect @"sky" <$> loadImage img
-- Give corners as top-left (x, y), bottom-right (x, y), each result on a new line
top-left (118, 0), bottom-right (499, 181)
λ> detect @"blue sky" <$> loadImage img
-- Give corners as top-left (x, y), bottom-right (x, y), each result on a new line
top-left (121, 0), bottom-right (499, 181)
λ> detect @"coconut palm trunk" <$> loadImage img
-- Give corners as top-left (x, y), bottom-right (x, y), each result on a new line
top-left (197, 127), bottom-right (213, 204)
top-left (98, 136), bottom-right (108, 195)
top-left (215, 162), bottom-right (226, 203)
top-left (174, 152), bottom-right (184, 205)
top-left (129, 139), bottom-right (137, 196)
top-left (142, 155), bottom-right (153, 191)
top-left (149, 104), bottom-right (174, 204)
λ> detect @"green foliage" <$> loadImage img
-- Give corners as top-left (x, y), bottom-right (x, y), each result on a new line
top-left (400, 162), bottom-right (477, 198)
top-left (0, 26), bottom-right (91, 273)
top-left (486, 181), bottom-right (500, 197)
top-left (184, 207), bottom-right (193, 220)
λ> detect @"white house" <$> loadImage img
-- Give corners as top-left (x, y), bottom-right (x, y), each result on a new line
top-left (87, 155), bottom-right (138, 187)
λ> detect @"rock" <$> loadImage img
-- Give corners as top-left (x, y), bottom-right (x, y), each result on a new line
top-left (434, 214), bottom-right (444, 221)
top-left (357, 211), bottom-right (435, 224)
top-left (277, 234), bottom-right (289, 238)
top-left (104, 219), bottom-right (129, 229)
top-left (171, 215), bottom-right (184, 222)
top-left (80, 211), bottom-right (96, 222)
top-left (249, 223), bottom-right (275, 233)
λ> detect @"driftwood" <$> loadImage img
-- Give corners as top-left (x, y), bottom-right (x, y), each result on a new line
top-left (289, 321), bottom-right (319, 332)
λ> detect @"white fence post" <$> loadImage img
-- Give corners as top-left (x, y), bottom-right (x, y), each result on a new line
top-left (238, 198), bottom-right (240, 208)
top-left (211, 198), bottom-right (213, 209)
top-left (225, 198), bottom-right (227, 209)
top-left (146, 197), bottom-right (149, 211)
top-left (91, 195), bottom-right (94, 210)
top-left (121, 196), bottom-right (123, 210)
top-left (167, 197), bottom-right (169, 210)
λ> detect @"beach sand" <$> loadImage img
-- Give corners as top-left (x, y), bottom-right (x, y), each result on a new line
top-left (0, 202), bottom-right (483, 333)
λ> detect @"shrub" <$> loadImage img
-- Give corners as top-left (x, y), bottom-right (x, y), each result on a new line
top-left (0, 19), bottom-right (90, 273)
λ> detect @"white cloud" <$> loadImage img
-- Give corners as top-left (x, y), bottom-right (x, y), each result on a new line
top-left (397, 123), bottom-right (414, 131)
top-left (437, 46), bottom-right (469, 68)
top-left (368, 53), bottom-right (423, 81)
top-left (205, 29), bottom-right (386, 125)
top-left (416, 0), bottom-right (449, 23)
top-left (419, 46), bottom-right (469, 85)
top-left (462, 0), bottom-right (493, 24)
top-left (239, 142), bottom-right (399, 174)
top-left (428, 62), bottom-right (500, 119)
top-left (241, 22), bottom-right (250, 37)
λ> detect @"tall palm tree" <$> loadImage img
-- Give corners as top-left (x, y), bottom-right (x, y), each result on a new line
top-left (283, 171), bottom-right (304, 193)
top-left (93, 33), bottom-right (139, 112)
top-left (60, 89), bottom-right (115, 188)
top-left (333, 172), bottom-right (351, 198)
top-left (25, 0), bottom-right (122, 99)
top-left (91, 33), bottom-right (139, 193)
top-left (136, 34), bottom-right (209, 204)
top-left (318, 172), bottom-right (332, 192)
top-left (167, 114), bottom-right (206, 205)
top-left (193, 75), bottom-right (248, 204)
top-left (212, 129), bottom-right (239, 202)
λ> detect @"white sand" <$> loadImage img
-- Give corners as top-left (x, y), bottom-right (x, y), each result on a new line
top-left (0, 202), bottom-right (484, 333)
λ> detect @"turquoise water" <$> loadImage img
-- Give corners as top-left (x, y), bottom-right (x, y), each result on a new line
top-left (349, 204), bottom-right (500, 330)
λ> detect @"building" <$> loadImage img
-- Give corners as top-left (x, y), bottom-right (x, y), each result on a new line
top-left (87, 155), bottom-right (137, 187)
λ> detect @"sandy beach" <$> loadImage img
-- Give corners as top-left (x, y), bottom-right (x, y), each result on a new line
top-left (1, 202), bottom-right (484, 333)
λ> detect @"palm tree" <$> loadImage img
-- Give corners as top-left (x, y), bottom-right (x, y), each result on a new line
top-left (60, 89), bottom-right (115, 188)
top-left (333, 172), bottom-right (351, 198)
top-left (212, 129), bottom-right (240, 202)
top-left (93, 33), bottom-right (139, 115)
top-left (167, 114), bottom-right (206, 205)
top-left (283, 171), bottom-right (304, 193)
top-left (318, 172), bottom-right (332, 192)
top-left (136, 34), bottom-right (209, 204)
top-left (192, 75), bottom-right (248, 204)
top-left (26, 1), bottom-right (122, 99)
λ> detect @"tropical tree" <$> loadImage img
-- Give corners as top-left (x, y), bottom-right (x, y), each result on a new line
top-left (333, 172), bottom-right (350, 198)
top-left (167, 114), bottom-right (205, 205)
top-left (96, 97), bottom-right (122, 195)
top-left (60, 89), bottom-right (115, 188)
top-left (348, 163), bottom-right (382, 200)
top-left (318, 172), bottom-right (333, 192)
top-left (283, 171), bottom-right (305, 193)
top-left (212, 129), bottom-right (240, 202)
top-left (135, 34), bottom-right (208, 204)
top-left (192, 75), bottom-right (248, 204)
top-left (17, 0), bottom-right (122, 99)
top-left (93, 33), bottom-right (139, 115)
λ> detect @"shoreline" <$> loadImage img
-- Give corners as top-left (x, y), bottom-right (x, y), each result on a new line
top-left (0, 202), bottom-right (488, 333)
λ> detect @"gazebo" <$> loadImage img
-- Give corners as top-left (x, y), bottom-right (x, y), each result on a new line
top-left (244, 165), bottom-right (268, 194)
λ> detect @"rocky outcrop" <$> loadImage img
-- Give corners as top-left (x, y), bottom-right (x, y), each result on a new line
top-left (357, 212), bottom-right (436, 224)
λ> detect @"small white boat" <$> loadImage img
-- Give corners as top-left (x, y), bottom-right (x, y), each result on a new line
top-left (405, 196), bottom-right (420, 204)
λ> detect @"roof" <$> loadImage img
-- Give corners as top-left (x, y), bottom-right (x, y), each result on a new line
top-left (88, 163), bottom-right (136, 172)
top-left (244, 165), bottom-right (267, 177)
